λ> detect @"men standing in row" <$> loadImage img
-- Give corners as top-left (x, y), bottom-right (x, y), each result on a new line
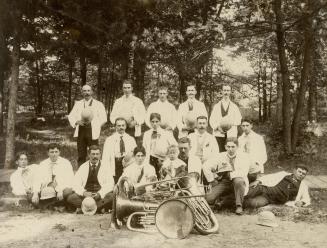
top-left (68, 84), bottom-right (107, 166)
top-left (188, 116), bottom-right (219, 164)
top-left (67, 145), bottom-right (114, 213)
top-left (146, 86), bottom-right (177, 132)
top-left (238, 119), bottom-right (267, 183)
top-left (102, 118), bottom-right (137, 183)
top-left (209, 85), bottom-right (242, 152)
top-left (203, 139), bottom-right (251, 215)
top-left (177, 85), bottom-right (207, 138)
top-left (32, 143), bottom-right (74, 206)
top-left (110, 79), bottom-right (146, 138)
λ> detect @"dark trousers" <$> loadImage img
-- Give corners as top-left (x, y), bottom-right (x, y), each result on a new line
top-left (248, 173), bottom-right (259, 184)
top-left (150, 155), bottom-right (161, 180)
top-left (77, 126), bottom-right (98, 166)
top-left (216, 136), bottom-right (227, 152)
top-left (205, 178), bottom-right (246, 207)
top-left (114, 158), bottom-right (124, 184)
top-left (66, 192), bottom-right (114, 212)
top-left (244, 185), bottom-right (286, 208)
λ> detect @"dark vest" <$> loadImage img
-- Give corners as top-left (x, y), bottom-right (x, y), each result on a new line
top-left (274, 174), bottom-right (301, 202)
top-left (85, 162), bottom-right (101, 192)
top-left (221, 102), bottom-right (230, 117)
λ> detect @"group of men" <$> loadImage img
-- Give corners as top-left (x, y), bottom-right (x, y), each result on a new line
top-left (10, 80), bottom-right (311, 215)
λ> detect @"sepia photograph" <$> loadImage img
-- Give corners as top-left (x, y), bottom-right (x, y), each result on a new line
top-left (0, 0), bottom-right (327, 247)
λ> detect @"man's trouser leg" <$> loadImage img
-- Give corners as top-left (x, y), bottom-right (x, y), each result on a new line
top-left (77, 126), bottom-right (91, 167)
top-left (114, 158), bottom-right (124, 184)
top-left (205, 179), bottom-right (232, 205)
top-left (248, 173), bottom-right (259, 184)
top-left (96, 192), bottom-right (114, 212)
top-left (150, 156), bottom-right (160, 180)
top-left (215, 136), bottom-right (226, 153)
top-left (232, 177), bottom-right (246, 207)
top-left (244, 195), bottom-right (270, 208)
top-left (66, 193), bottom-right (84, 209)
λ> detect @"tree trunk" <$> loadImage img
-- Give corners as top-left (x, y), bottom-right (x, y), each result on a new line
top-left (275, 63), bottom-right (283, 126)
top-left (133, 49), bottom-right (147, 100)
top-left (35, 60), bottom-right (43, 115)
top-left (80, 50), bottom-right (87, 86)
top-left (97, 46), bottom-right (103, 101)
top-left (273, 0), bottom-right (292, 154)
top-left (262, 66), bottom-right (268, 122)
top-left (0, 23), bottom-right (5, 136)
top-left (5, 5), bottom-right (20, 168)
top-left (257, 73), bottom-right (262, 122)
top-left (67, 58), bottom-right (74, 113)
top-left (291, 3), bottom-right (313, 151)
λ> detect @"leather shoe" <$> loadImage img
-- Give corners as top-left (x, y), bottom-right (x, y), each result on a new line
top-left (235, 206), bottom-right (243, 215)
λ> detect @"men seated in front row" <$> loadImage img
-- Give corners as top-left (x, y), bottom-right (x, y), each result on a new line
top-left (178, 137), bottom-right (202, 176)
top-left (143, 113), bottom-right (177, 179)
top-left (10, 152), bottom-right (37, 196)
top-left (238, 119), bottom-right (267, 183)
top-left (67, 145), bottom-right (114, 213)
top-left (203, 138), bottom-right (251, 215)
top-left (102, 117), bottom-right (137, 183)
top-left (32, 143), bottom-right (74, 207)
top-left (244, 165), bottom-right (310, 208)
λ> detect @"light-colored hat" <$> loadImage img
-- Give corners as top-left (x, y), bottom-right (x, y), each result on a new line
top-left (81, 197), bottom-right (97, 215)
top-left (256, 211), bottom-right (278, 227)
top-left (40, 186), bottom-right (57, 200)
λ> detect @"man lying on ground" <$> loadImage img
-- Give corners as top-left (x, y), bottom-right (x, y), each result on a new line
top-left (67, 145), bottom-right (114, 214)
top-left (10, 152), bottom-right (38, 196)
top-left (31, 143), bottom-right (74, 207)
top-left (244, 164), bottom-right (310, 208)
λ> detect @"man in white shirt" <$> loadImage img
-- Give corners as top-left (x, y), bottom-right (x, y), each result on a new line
top-left (110, 79), bottom-right (146, 138)
top-left (68, 84), bottom-right (107, 166)
top-left (188, 116), bottom-right (219, 164)
top-left (67, 145), bottom-right (114, 213)
top-left (178, 137), bottom-right (202, 176)
top-left (244, 165), bottom-right (310, 208)
top-left (102, 118), bottom-right (137, 183)
top-left (10, 152), bottom-right (37, 196)
top-left (146, 86), bottom-right (177, 132)
top-left (203, 138), bottom-right (251, 215)
top-left (209, 85), bottom-right (242, 152)
top-left (238, 119), bottom-right (267, 183)
top-left (177, 85), bottom-right (207, 138)
top-left (31, 143), bottom-right (74, 207)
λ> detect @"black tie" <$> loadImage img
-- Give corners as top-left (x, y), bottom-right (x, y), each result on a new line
top-left (188, 101), bottom-right (193, 111)
top-left (120, 136), bottom-right (125, 156)
top-left (137, 167), bottom-right (144, 183)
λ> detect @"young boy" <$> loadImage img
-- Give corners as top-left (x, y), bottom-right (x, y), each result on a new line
top-left (160, 145), bottom-right (187, 180)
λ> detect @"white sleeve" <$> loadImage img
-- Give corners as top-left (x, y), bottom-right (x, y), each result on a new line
top-left (209, 104), bottom-right (220, 130)
top-left (110, 99), bottom-right (119, 124)
top-left (68, 101), bottom-right (79, 128)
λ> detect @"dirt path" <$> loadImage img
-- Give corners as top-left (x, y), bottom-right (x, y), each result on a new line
top-left (0, 211), bottom-right (326, 248)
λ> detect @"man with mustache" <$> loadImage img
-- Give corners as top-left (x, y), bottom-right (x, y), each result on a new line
top-left (178, 137), bottom-right (202, 177)
top-left (68, 84), bottom-right (107, 166)
top-left (177, 85), bottom-right (207, 138)
top-left (67, 145), bottom-right (114, 213)
top-left (102, 118), bottom-right (137, 183)
top-left (209, 85), bottom-right (242, 152)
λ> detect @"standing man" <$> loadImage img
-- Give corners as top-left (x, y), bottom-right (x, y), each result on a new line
top-left (110, 79), bottom-right (146, 138)
top-left (209, 85), bottom-right (242, 152)
top-left (68, 84), bottom-right (107, 166)
top-left (188, 116), bottom-right (219, 164)
top-left (102, 118), bottom-right (137, 183)
top-left (203, 138), bottom-right (251, 215)
top-left (178, 137), bottom-right (202, 177)
top-left (145, 86), bottom-right (177, 132)
top-left (32, 143), bottom-right (74, 207)
top-left (67, 145), bottom-right (114, 213)
top-left (177, 85), bottom-right (207, 138)
top-left (238, 119), bottom-right (267, 183)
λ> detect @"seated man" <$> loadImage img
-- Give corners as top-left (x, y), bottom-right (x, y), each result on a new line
top-left (67, 145), bottom-right (114, 213)
top-left (244, 165), bottom-right (310, 208)
top-left (31, 143), bottom-right (74, 207)
top-left (178, 137), bottom-right (202, 176)
top-left (10, 152), bottom-right (38, 196)
top-left (203, 138), bottom-right (251, 215)
top-left (160, 145), bottom-right (187, 180)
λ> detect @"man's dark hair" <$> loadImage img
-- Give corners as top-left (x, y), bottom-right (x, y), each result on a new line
top-left (48, 143), bottom-right (60, 151)
top-left (197, 115), bottom-right (208, 121)
top-left (123, 79), bottom-right (133, 87)
top-left (115, 117), bottom-right (127, 126)
top-left (225, 137), bottom-right (238, 146)
top-left (241, 118), bottom-right (253, 124)
top-left (133, 146), bottom-right (146, 156)
top-left (295, 164), bottom-right (309, 173)
top-left (178, 137), bottom-right (191, 145)
top-left (16, 151), bottom-right (28, 161)
top-left (88, 145), bottom-right (101, 153)
top-left (150, 112), bottom-right (161, 121)
top-left (158, 85), bottom-right (168, 92)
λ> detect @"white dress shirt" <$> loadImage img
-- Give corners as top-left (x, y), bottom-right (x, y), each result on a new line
top-left (238, 130), bottom-right (267, 173)
top-left (102, 132), bottom-right (137, 176)
top-left (145, 99), bottom-right (177, 130)
top-left (33, 157), bottom-right (74, 195)
top-left (10, 164), bottom-right (38, 196)
top-left (209, 99), bottom-right (242, 137)
top-left (68, 98), bottom-right (107, 139)
top-left (177, 99), bottom-right (207, 136)
top-left (188, 130), bottom-right (219, 163)
top-left (121, 162), bottom-right (157, 186)
top-left (110, 94), bottom-right (146, 125)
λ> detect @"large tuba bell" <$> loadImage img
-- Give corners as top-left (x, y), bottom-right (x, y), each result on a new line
top-left (176, 172), bottom-right (219, 235)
